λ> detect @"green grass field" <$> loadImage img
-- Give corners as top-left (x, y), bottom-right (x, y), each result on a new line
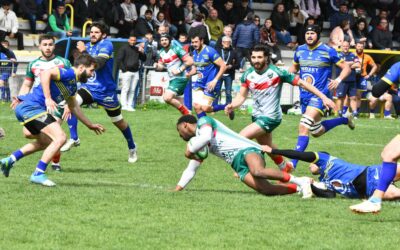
top-left (1, 104), bottom-right (400, 249)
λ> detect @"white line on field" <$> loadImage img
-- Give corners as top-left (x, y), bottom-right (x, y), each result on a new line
top-left (86, 180), bottom-right (168, 189)
top-left (312, 141), bottom-right (385, 147)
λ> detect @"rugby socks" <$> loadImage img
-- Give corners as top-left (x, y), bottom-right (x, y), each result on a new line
top-left (34, 160), bottom-right (48, 176)
top-left (197, 112), bottom-right (206, 118)
top-left (369, 196), bottom-right (382, 204)
top-left (384, 109), bottom-right (391, 117)
top-left (292, 136), bottom-right (309, 168)
top-left (212, 104), bottom-right (226, 112)
top-left (272, 155), bottom-right (285, 169)
top-left (376, 161), bottom-right (397, 192)
top-left (352, 111), bottom-right (359, 118)
top-left (321, 117), bottom-right (348, 133)
top-left (67, 115), bottom-right (79, 141)
top-left (178, 105), bottom-right (190, 115)
top-left (10, 149), bottom-right (24, 163)
top-left (286, 183), bottom-right (298, 194)
top-left (122, 125), bottom-right (136, 149)
top-left (342, 106), bottom-right (348, 114)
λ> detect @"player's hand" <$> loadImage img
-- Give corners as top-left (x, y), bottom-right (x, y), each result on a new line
top-left (261, 145), bottom-right (273, 154)
top-left (224, 104), bottom-right (233, 115)
top-left (206, 79), bottom-right (217, 91)
top-left (322, 97), bottom-right (337, 111)
top-left (171, 68), bottom-right (181, 75)
top-left (327, 78), bottom-right (340, 90)
top-left (10, 97), bottom-right (21, 109)
top-left (174, 185), bottom-right (184, 191)
top-left (77, 41), bottom-right (86, 53)
top-left (45, 98), bottom-right (57, 115)
top-left (62, 106), bottom-right (72, 121)
top-left (88, 123), bottom-right (105, 135)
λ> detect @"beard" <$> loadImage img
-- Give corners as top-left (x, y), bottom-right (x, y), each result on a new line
top-left (251, 61), bottom-right (266, 70)
top-left (79, 71), bottom-right (89, 83)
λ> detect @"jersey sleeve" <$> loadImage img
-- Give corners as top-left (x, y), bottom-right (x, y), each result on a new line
top-left (197, 116), bottom-right (215, 130)
top-left (382, 62), bottom-right (400, 85)
top-left (315, 152), bottom-right (331, 168)
top-left (208, 47), bottom-right (222, 63)
top-left (240, 70), bottom-right (250, 88)
top-left (293, 50), bottom-right (300, 65)
top-left (58, 68), bottom-right (76, 82)
top-left (25, 62), bottom-right (34, 80)
top-left (277, 67), bottom-right (300, 86)
top-left (173, 45), bottom-right (189, 60)
top-left (329, 47), bottom-right (342, 65)
top-left (63, 58), bottom-right (72, 68)
top-left (98, 41), bottom-right (113, 59)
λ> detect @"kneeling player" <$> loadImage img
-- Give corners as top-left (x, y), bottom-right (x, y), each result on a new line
top-left (0, 54), bottom-right (104, 186)
top-left (174, 115), bottom-right (313, 198)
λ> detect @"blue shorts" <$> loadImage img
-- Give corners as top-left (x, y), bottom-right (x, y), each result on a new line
top-left (80, 86), bottom-right (120, 110)
top-left (15, 101), bottom-right (47, 124)
top-left (366, 165), bottom-right (381, 198)
top-left (1, 73), bottom-right (10, 81)
top-left (357, 77), bottom-right (368, 91)
top-left (300, 96), bottom-right (325, 114)
top-left (192, 79), bottom-right (222, 99)
top-left (336, 81), bottom-right (357, 98)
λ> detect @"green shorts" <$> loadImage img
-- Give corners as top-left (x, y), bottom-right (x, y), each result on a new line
top-left (231, 147), bottom-right (264, 181)
top-left (251, 116), bottom-right (281, 133)
top-left (167, 78), bottom-right (188, 96)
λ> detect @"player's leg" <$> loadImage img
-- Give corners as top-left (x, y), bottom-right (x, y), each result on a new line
top-left (192, 89), bottom-right (207, 118)
top-left (61, 89), bottom-right (91, 151)
top-left (350, 135), bottom-right (400, 213)
top-left (126, 71), bottom-right (140, 111)
top-left (382, 185), bottom-right (400, 200)
top-left (242, 172), bottom-right (297, 196)
top-left (201, 80), bottom-right (234, 119)
top-left (163, 79), bottom-right (190, 115)
top-left (382, 93), bottom-right (394, 119)
top-left (342, 95), bottom-right (349, 115)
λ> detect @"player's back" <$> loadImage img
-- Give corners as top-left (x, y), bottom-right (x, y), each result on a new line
top-left (382, 61), bottom-right (400, 86)
top-left (85, 39), bottom-right (116, 93)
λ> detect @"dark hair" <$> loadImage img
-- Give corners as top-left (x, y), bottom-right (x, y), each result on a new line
top-left (90, 21), bottom-right (109, 35)
top-left (179, 33), bottom-right (188, 37)
top-left (194, 13), bottom-right (205, 22)
top-left (129, 30), bottom-right (136, 38)
top-left (177, 115), bottom-right (197, 126)
top-left (39, 34), bottom-right (56, 44)
top-left (340, 19), bottom-right (350, 29)
top-left (145, 9), bottom-right (153, 15)
top-left (191, 35), bottom-right (204, 41)
top-left (251, 44), bottom-right (271, 64)
top-left (0, 40), bottom-right (9, 44)
top-left (73, 54), bottom-right (97, 67)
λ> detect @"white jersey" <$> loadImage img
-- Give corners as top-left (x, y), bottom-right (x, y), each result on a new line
top-left (157, 43), bottom-right (188, 81)
top-left (196, 117), bottom-right (261, 165)
top-left (26, 56), bottom-right (72, 88)
top-left (240, 65), bottom-right (299, 120)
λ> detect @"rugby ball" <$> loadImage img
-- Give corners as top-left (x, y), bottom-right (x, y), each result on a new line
top-left (188, 138), bottom-right (209, 160)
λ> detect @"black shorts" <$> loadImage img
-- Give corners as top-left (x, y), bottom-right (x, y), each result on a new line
top-left (353, 168), bottom-right (367, 198)
top-left (77, 88), bottom-right (121, 118)
top-left (24, 113), bottom-right (57, 135)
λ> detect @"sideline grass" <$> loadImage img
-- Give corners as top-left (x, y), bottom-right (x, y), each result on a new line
top-left (0, 105), bottom-right (399, 249)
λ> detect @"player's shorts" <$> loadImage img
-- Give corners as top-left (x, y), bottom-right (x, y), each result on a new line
top-left (300, 96), bottom-right (325, 115)
top-left (167, 78), bottom-right (188, 96)
top-left (78, 87), bottom-right (121, 117)
top-left (336, 81), bottom-right (357, 98)
top-left (365, 165), bottom-right (381, 198)
top-left (231, 147), bottom-right (264, 181)
top-left (15, 101), bottom-right (57, 135)
top-left (252, 116), bottom-right (281, 133)
top-left (192, 76), bottom-right (222, 100)
top-left (357, 77), bottom-right (368, 91)
top-left (1, 73), bottom-right (10, 81)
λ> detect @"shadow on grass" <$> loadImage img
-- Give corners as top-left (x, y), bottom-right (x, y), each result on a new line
top-left (62, 168), bottom-right (115, 173)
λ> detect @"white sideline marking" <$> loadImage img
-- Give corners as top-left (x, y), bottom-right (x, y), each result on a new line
top-left (92, 180), bottom-right (168, 190)
top-left (313, 141), bottom-right (385, 147)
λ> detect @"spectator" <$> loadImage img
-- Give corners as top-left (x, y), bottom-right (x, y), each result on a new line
top-left (371, 18), bottom-right (393, 50)
top-left (271, 3), bottom-right (297, 49)
top-left (218, 0), bottom-right (235, 27)
top-left (19, 0), bottom-right (48, 34)
top-left (120, 0), bottom-right (138, 38)
top-left (74, 0), bottom-right (97, 29)
top-left (205, 8), bottom-right (224, 47)
top-left (234, 0), bottom-right (253, 25)
top-left (0, 1), bottom-right (23, 50)
top-left (199, 0), bottom-right (214, 18)
top-left (116, 34), bottom-right (146, 111)
top-left (352, 18), bottom-right (372, 48)
top-left (184, 0), bottom-right (200, 32)
top-left (288, 4), bottom-right (308, 42)
top-left (188, 13), bottom-right (210, 45)
top-left (0, 40), bottom-right (16, 102)
top-left (97, 0), bottom-right (124, 29)
top-left (139, 0), bottom-right (159, 19)
top-left (369, 9), bottom-right (389, 31)
top-left (169, 0), bottom-right (186, 37)
top-left (253, 15), bottom-right (262, 28)
top-left (218, 36), bottom-right (238, 105)
top-left (47, 2), bottom-right (80, 39)
top-left (260, 18), bottom-right (283, 65)
top-left (134, 9), bottom-right (154, 39)
top-left (299, 0), bottom-right (322, 26)
top-left (158, 0), bottom-right (171, 23)
top-left (329, 19), bottom-right (355, 49)
top-left (351, 4), bottom-right (368, 22)
top-left (232, 12), bottom-right (260, 71)
top-left (143, 31), bottom-right (158, 66)
top-left (177, 32), bottom-right (190, 51)
top-left (393, 9), bottom-right (400, 42)
top-left (153, 11), bottom-right (172, 34)
top-left (215, 25), bottom-right (232, 51)
top-left (330, 2), bottom-right (354, 29)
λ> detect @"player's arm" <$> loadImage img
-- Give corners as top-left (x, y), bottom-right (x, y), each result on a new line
top-left (185, 125), bottom-right (213, 159)
top-left (66, 97), bottom-right (105, 135)
top-left (40, 67), bottom-right (61, 114)
top-left (175, 159), bottom-right (202, 191)
top-left (77, 41), bottom-right (108, 69)
top-left (225, 86), bottom-right (248, 114)
top-left (328, 60), bottom-right (351, 90)
top-left (289, 62), bottom-right (299, 73)
top-left (297, 78), bottom-right (336, 111)
top-left (212, 58), bottom-right (226, 82)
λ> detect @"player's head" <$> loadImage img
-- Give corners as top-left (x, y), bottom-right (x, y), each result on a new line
top-left (90, 21), bottom-right (108, 44)
top-left (176, 115), bottom-right (197, 141)
top-left (73, 54), bottom-right (97, 83)
top-left (250, 44), bottom-right (270, 70)
top-left (38, 34), bottom-right (56, 59)
top-left (160, 33), bottom-right (172, 48)
top-left (191, 35), bottom-right (204, 50)
top-left (309, 163), bottom-right (321, 175)
top-left (0, 40), bottom-right (9, 49)
top-left (305, 24), bottom-right (320, 46)
top-left (355, 41), bottom-right (365, 55)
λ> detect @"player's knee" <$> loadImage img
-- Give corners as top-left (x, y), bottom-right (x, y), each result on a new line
top-left (310, 121), bottom-right (324, 137)
top-left (381, 150), bottom-right (398, 162)
top-left (163, 94), bottom-right (172, 103)
top-left (54, 132), bottom-right (67, 148)
top-left (201, 105), bottom-right (213, 112)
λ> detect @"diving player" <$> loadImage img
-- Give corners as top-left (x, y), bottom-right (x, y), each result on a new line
top-left (0, 54), bottom-right (104, 186)
top-left (262, 145), bottom-right (400, 200)
top-left (350, 62), bottom-right (400, 213)
top-left (289, 24), bottom-right (354, 170)
top-left (190, 35), bottom-right (232, 119)
top-left (225, 44), bottom-right (336, 172)
top-left (174, 114), bottom-right (313, 198)
top-left (63, 22), bottom-right (138, 163)
top-left (155, 33), bottom-right (193, 115)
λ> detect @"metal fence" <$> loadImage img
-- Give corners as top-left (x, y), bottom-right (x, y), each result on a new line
top-left (0, 60), bottom-right (29, 102)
